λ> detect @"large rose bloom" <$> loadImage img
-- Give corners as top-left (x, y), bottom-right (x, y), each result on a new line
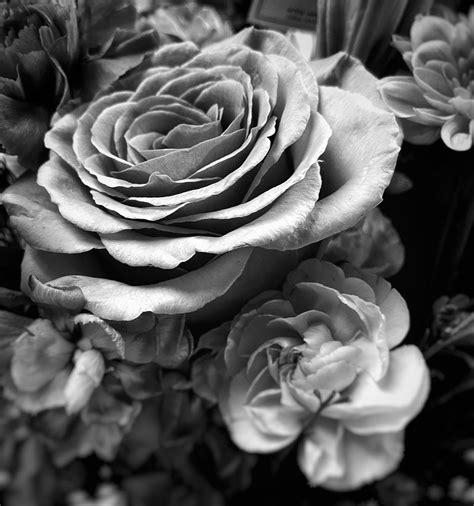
top-left (199, 260), bottom-right (429, 490)
top-left (3, 32), bottom-right (400, 322)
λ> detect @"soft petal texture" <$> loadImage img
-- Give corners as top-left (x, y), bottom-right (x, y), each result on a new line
top-left (64, 350), bottom-right (105, 414)
top-left (298, 418), bottom-right (405, 490)
top-left (4, 29), bottom-right (400, 322)
top-left (11, 319), bottom-right (74, 393)
top-left (199, 258), bottom-right (428, 491)
top-left (291, 86), bottom-right (400, 245)
top-left (324, 346), bottom-right (430, 433)
top-left (379, 7), bottom-right (474, 151)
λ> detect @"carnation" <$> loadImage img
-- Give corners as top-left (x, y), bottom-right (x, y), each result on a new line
top-left (196, 259), bottom-right (430, 490)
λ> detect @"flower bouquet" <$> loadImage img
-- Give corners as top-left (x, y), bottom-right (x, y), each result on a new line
top-left (0, 0), bottom-right (473, 504)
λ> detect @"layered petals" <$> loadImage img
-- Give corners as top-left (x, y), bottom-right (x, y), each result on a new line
top-left (198, 258), bottom-right (429, 491)
top-left (379, 7), bottom-right (474, 151)
top-left (4, 29), bottom-right (399, 322)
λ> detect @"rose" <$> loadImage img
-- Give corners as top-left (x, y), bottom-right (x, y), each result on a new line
top-left (197, 259), bottom-right (429, 490)
top-left (3, 32), bottom-right (400, 324)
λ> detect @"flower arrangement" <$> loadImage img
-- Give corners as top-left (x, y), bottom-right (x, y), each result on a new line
top-left (0, 1), bottom-right (472, 505)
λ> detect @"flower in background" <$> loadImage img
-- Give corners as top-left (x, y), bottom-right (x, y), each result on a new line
top-left (0, 279), bottom-right (193, 464)
top-left (67, 483), bottom-right (127, 506)
top-left (139, 1), bottom-right (233, 47)
top-left (324, 207), bottom-right (405, 278)
top-left (379, 7), bottom-right (474, 151)
top-left (198, 259), bottom-right (430, 490)
top-left (0, 0), bottom-right (159, 170)
top-left (3, 29), bottom-right (400, 327)
top-left (313, 0), bottom-right (434, 75)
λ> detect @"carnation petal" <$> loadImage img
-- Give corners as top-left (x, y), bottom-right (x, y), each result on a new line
top-left (324, 345), bottom-right (430, 434)
top-left (11, 319), bottom-right (74, 392)
top-left (299, 418), bottom-right (404, 490)
top-left (221, 370), bottom-right (302, 453)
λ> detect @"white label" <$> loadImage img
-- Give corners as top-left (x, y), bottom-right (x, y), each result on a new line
top-left (248, 0), bottom-right (317, 31)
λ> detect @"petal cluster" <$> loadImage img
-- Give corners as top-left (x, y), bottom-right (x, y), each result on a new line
top-left (0, 0), bottom-right (158, 169)
top-left (203, 260), bottom-right (429, 490)
top-left (379, 7), bottom-right (474, 150)
top-left (140, 1), bottom-right (233, 47)
top-left (3, 33), bottom-right (400, 323)
top-left (1, 281), bottom-right (193, 464)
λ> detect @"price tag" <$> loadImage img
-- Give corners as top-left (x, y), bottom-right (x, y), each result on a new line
top-left (248, 0), bottom-right (317, 31)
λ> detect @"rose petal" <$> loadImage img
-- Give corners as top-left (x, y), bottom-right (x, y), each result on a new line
top-left (293, 86), bottom-right (399, 244)
top-left (2, 174), bottom-right (104, 253)
top-left (21, 247), bottom-right (254, 320)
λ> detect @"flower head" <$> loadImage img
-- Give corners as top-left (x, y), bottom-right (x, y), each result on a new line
top-left (0, 0), bottom-right (159, 169)
top-left (140, 1), bottom-right (233, 47)
top-left (199, 259), bottom-right (430, 490)
top-left (0, 280), bottom-right (193, 464)
top-left (324, 207), bottom-right (405, 278)
top-left (379, 7), bottom-right (474, 150)
top-left (3, 32), bottom-right (400, 326)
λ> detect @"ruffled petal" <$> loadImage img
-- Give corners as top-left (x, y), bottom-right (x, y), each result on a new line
top-left (298, 417), bottom-right (405, 491)
top-left (323, 346), bottom-right (430, 434)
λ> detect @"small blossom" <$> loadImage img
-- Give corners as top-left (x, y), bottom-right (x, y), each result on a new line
top-left (379, 7), bottom-right (474, 151)
top-left (139, 1), bottom-right (233, 47)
